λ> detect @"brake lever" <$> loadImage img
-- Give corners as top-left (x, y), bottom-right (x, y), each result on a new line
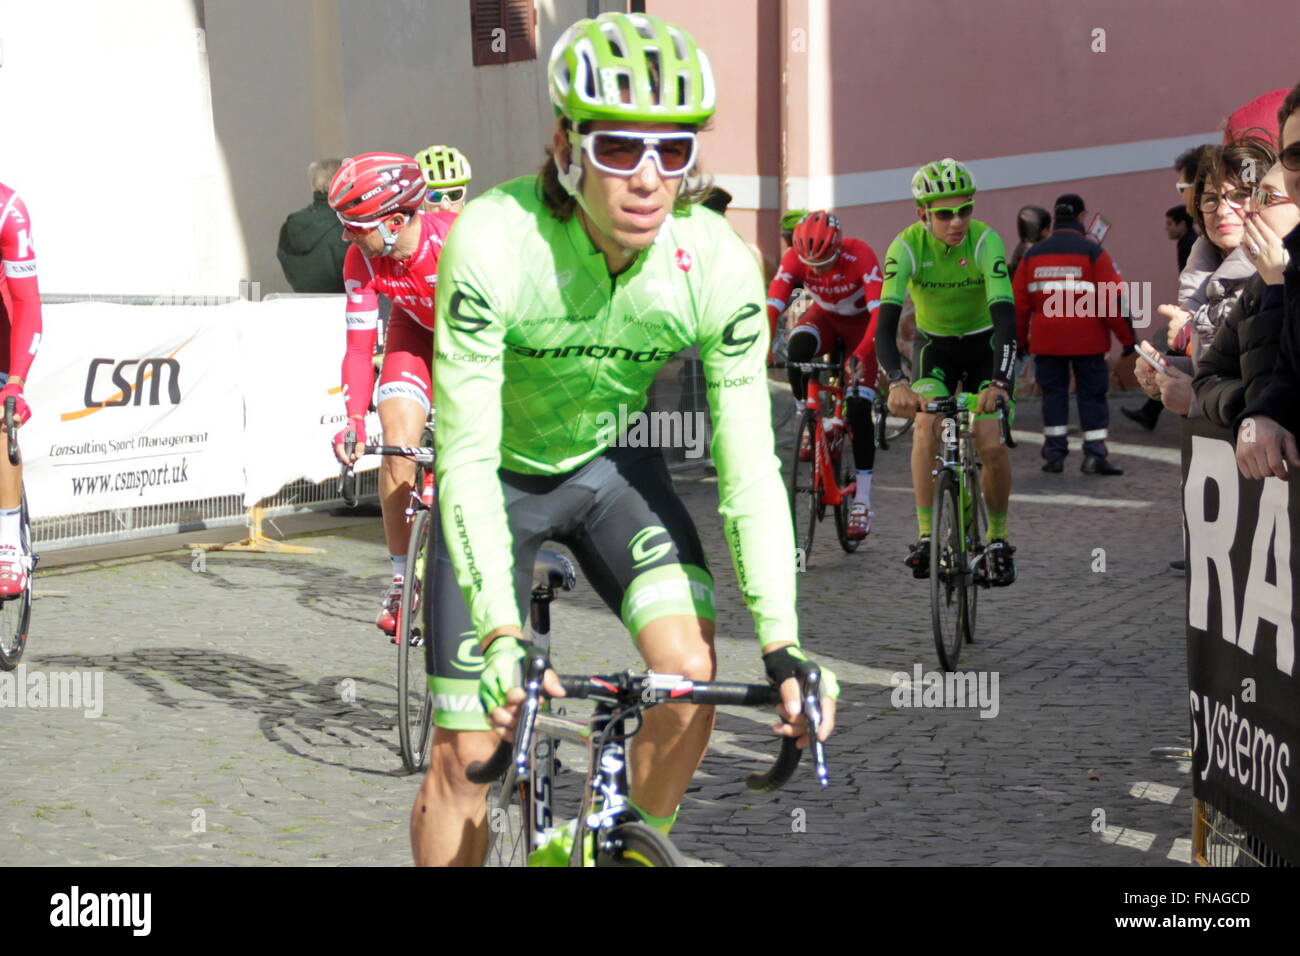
top-left (4, 397), bottom-right (17, 466)
top-left (799, 665), bottom-right (830, 788)
top-left (512, 647), bottom-right (550, 779)
top-left (339, 428), bottom-right (359, 507)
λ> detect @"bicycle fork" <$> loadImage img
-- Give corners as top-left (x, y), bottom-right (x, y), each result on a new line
top-left (570, 704), bottom-right (633, 866)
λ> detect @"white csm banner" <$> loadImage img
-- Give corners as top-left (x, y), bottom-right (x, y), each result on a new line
top-left (24, 297), bottom-right (381, 519)
top-left (237, 296), bottom-right (380, 506)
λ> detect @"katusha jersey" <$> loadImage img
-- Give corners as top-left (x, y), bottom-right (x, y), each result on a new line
top-left (0, 184), bottom-right (41, 381)
top-left (879, 219), bottom-right (1013, 337)
top-left (433, 176), bottom-right (795, 648)
top-left (340, 210), bottom-right (456, 418)
top-left (766, 237), bottom-right (883, 331)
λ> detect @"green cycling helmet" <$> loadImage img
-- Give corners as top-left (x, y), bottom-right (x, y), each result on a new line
top-left (911, 158), bottom-right (976, 205)
top-left (547, 12), bottom-right (716, 126)
top-left (416, 145), bottom-right (472, 189)
top-left (781, 209), bottom-right (809, 233)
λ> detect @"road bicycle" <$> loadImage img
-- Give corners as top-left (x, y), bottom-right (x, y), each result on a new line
top-left (341, 418), bottom-right (436, 773)
top-left (0, 397), bottom-right (34, 671)
top-left (778, 359), bottom-right (859, 558)
top-left (926, 393), bottom-right (1014, 671)
top-left (467, 561), bottom-right (829, 867)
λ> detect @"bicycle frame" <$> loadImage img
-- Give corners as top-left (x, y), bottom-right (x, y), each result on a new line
top-left (803, 373), bottom-right (847, 508)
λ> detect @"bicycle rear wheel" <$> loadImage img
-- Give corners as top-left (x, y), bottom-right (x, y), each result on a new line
top-left (0, 493), bottom-right (33, 672)
top-left (930, 470), bottom-right (966, 671)
top-left (397, 506), bottom-right (434, 773)
top-left (595, 821), bottom-right (687, 867)
top-left (788, 411), bottom-right (819, 558)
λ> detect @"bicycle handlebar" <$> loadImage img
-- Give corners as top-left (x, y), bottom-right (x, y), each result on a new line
top-left (337, 432), bottom-right (437, 508)
top-left (923, 393), bottom-right (1017, 449)
top-left (4, 397), bottom-right (18, 466)
top-left (465, 660), bottom-right (829, 792)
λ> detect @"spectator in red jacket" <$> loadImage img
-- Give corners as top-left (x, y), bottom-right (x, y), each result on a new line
top-left (1013, 195), bottom-right (1135, 475)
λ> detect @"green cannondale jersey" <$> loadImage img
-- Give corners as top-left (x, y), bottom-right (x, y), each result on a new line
top-left (433, 176), bottom-right (796, 648)
top-left (879, 219), bottom-right (1014, 336)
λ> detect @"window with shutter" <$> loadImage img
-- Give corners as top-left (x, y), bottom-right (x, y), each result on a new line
top-left (470, 0), bottom-right (536, 67)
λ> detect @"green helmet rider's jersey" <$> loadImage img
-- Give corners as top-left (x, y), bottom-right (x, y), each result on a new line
top-left (433, 176), bottom-right (796, 649)
top-left (879, 219), bottom-right (1014, 337)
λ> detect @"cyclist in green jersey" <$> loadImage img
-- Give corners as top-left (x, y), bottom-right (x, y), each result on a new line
top-left (874, 158), bottom-right (1019, 586)
top-left (409, 11), bottom-right (839, 866)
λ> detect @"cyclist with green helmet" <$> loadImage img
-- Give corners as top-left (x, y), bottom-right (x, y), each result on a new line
top-left (409, 11), bottom-right (839, 866)
top-left (874, 158), bottom-right (1019, 587)
top-left (781, 209), bottom-right (809, 247)
top-left (416, 144), bottom-right (472, 213)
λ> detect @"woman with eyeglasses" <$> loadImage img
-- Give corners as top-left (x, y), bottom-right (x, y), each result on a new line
top-left (1132, 138), bottom-right (1276, 423)
top-left (1194, 159), bottom-right (1300, 429)
top-left (1235, 79), bottom-right (1300, 481)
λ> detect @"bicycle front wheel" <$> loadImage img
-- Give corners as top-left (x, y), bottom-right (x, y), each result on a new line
top-left (965, 465), bottom-right (988, 648)
top-left (930, 470), bottom-right (967, 671)
top-left (788, 411), bottom-right (819, 558)
top-left (595, 821), bottom-right (687, 867)
top-left (833, 426), bottom-right (861, 553)
top-left (0, 493), bottom-right (33, 672)
top-left (484, 775), bottom-right (532, 867)
top-left (397, 506), bottom-right (434, 773)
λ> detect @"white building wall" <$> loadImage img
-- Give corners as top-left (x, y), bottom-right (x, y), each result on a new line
top-left (0, 0), bottom-right (620, 295)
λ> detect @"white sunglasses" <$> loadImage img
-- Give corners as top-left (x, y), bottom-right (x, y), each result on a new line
top-left (577, 130), bottom-right (699, 178)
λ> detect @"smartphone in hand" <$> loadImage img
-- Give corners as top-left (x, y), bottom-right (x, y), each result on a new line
top-left (1137, 341), bottom-right (1172, 374)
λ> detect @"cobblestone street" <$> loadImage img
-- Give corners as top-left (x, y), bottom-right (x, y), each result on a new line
top-left (1, 394), bottom-right (1194, 866)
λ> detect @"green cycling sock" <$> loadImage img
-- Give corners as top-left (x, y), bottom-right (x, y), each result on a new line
top-left (988, 511), bottom-right (1008, 540)
top-left (629, 798), bottom-right (679, 835)
top-left (916, 506), bottom-right (933, 538)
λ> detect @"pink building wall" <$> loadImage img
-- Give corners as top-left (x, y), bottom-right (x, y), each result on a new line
top-left (650, 0), bottom-right (1300, 341)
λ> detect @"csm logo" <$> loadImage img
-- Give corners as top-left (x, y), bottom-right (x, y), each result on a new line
top-left (84, 358), bottom-right (181, 408)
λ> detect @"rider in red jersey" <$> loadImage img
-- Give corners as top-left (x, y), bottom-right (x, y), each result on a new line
top-left (767, 211), bottom-right (883, 539)
top-left (328, 153), bottom-right (456, 634)
top-left (0, 183), bottom-right (40, 596)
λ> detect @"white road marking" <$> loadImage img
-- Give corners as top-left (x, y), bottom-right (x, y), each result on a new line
top-left (1009, 429), bottom-right (1181, 466)
top-left (1168, 838), bottom-right (1193, 864)
top-left (876, 484), bottom-right (1151, 508)
top-left (1100, 825), bottom-right (1157, 851)
top-left (1129, 781), bottom-right (1180, 804)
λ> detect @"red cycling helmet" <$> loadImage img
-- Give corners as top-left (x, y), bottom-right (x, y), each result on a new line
top-left (328, 153), bottom-right (425, 225)
top-left (793, 210), bottom-right (842, 267)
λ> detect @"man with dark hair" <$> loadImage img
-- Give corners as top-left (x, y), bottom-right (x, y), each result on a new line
top-left (1166, 205), bottom-right (1197, 271)
top-left (1054, 193), bottom-right (1086, 224)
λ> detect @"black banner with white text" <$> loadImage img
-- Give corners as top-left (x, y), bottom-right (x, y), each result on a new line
top-left (1183, 416), bottom-right (1300, 864)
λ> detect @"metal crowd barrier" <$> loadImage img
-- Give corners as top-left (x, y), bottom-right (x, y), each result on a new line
top-left (1193, 799), bottom-right (1291, 867)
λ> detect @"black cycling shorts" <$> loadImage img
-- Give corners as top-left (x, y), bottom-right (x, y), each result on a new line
top-left (426, 444), bottom-right (714, 730)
